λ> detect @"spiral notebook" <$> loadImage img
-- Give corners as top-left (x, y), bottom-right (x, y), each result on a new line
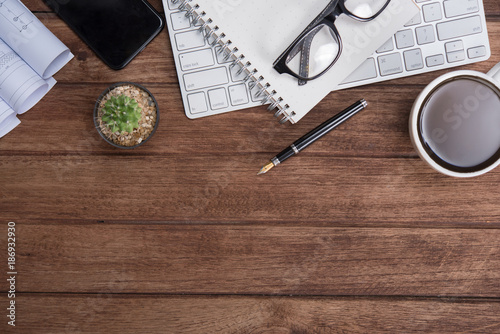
top-left (171, 0), bottom-right (419, 123)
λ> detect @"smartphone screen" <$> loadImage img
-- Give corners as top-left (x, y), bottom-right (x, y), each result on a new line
top-left (45, 0), bottom-right (164, 70)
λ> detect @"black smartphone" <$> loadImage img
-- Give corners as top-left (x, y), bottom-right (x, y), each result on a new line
top-left (45, 0), bottom-right (164, 70)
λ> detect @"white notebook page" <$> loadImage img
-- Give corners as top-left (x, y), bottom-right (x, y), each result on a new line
top-left (194, 0), bottom-right (419, 123)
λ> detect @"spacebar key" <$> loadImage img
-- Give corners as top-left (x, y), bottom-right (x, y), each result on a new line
top-left (437, 15), bottom-right (482, 41)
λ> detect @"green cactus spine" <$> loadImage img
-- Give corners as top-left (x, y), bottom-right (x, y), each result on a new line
top-left (101, 95), bottom-right (142, 133)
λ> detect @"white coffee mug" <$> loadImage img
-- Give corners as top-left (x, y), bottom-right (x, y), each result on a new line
top-left (409, 62), bottom-right (500, 178)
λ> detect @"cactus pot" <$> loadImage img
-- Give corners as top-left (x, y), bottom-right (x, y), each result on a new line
top-left (94, 82), bottom-right (159, 149)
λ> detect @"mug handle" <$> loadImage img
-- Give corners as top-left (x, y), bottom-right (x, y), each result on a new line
top-left (487, 62), bottom-right (500, 83)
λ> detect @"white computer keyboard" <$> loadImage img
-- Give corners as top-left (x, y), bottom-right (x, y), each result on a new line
top-left (164, 0), bottom-right (491, 119)
top-left (339, 0), bottom-right (490, 88)
top-left (163, 0), bottom-right (261, 119)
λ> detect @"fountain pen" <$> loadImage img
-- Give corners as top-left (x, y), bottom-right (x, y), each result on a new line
top-left (258, 99), bottom-right (368, 175)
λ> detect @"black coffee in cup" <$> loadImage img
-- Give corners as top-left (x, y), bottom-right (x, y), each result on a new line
top-left (417, 76), bottom-right (500, 174)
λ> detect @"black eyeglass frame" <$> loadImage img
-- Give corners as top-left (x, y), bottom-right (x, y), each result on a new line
top-left (273, 0), bottom-right (392, 81)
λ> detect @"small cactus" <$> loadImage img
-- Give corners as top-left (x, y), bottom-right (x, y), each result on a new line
top-left (101, 95), bottom-right (142, 133)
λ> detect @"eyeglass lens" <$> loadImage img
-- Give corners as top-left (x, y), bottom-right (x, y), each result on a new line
top-left (344, 0), bottom-right (390, 19)
top-left (284, 0), bottom-right (390, 80)
top-left (286, 24), bottom-right (340, 79)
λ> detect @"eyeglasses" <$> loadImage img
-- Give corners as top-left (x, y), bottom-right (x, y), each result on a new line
top-left (273, 0), bottom-right (391, 84)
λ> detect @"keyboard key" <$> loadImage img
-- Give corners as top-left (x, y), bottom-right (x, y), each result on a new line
top-left (447, 50), bottom-right (466, 63)
top-left (415, 25), bottom-right (435, 45)
top-left (415, 0), bottom-right (431, 2)
top-left (445, 40), bottom-right (464, 53)
top-left (171, 12), bottom-right (191, 31)
top-left (437, 15), bottom-right (482, 41)
top-left (423, 3), bottom-right (443, 22)
top-left (208, 88), bottom-right (229, 110)
top-left (378, 53), bottom-right (404, 76)
top-left (184, 67), bottom-right (229, 91)
top-left (376, 39), bottom-right (394, 53)
top-left (179, 49), bottom-right (215, 71)
top-left (175, 30), bottom-right (206, 51)
top-left (405, 13), bottom-right (422, 27)
top-left (404, 49), bottom-right (424, 71)
top-left (187, 92), bottom-right (208, 114)
top-left (229, 84), bottom-right (249, 106)
top-left (426, 54), bottom-right (445, 67)
top-left (468, 46), bottom-right (487, 59)
top-left (395, 29), bottom-right (415, 49)
top-left (341, 58), bottom-right (377, 84)
top-left (444, 0), bottom-right (479, 18)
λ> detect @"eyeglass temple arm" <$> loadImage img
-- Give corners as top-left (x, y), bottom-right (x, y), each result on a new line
top-left (298, 26), bottom-right (324, 86)
top-left (305, 0), bottom-right (342, 30)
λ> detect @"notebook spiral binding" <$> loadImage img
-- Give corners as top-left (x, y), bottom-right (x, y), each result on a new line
top-left (172, 0), bottom-right (295, 124)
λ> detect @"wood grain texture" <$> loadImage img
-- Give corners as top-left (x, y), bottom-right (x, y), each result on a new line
top-left (0, 84), bottom-right (430, 157)
top-left (3, 295), bottom-right (500, 334)
top-left (3, 155), bottom-right (500, 224)
top-left (0, 84), bottom-right (433, 157)
top-left (2, 1), bottom-right (500, 333)
top-left (1, 223), bottom-right (498, 296)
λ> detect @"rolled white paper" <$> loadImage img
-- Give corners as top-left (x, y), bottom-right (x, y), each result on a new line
top-left (0, 0), bottom-right (73, 79)
top-left (0, 40), bottom-right (50, 114)
top-left (0, 112), bottom-right (21, 138)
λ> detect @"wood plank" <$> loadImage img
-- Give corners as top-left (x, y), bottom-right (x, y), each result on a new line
top-left (0, 84), bottom-right (425, 157)
top-left (2, 156), bottom-right (500, 224)
top-left (1, 79), bottom-right (500, 158)
top-left (3, 294), bottom-right (500, 333)
top-left (3, 224), bottom-right (499, 295)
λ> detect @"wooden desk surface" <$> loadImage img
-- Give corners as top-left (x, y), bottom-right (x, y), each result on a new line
top-left (2, 1), bottom-right (500, 332)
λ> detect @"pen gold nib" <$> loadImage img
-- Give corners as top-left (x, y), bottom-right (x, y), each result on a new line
top-left (258, 161), bottom-right (275, 175)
